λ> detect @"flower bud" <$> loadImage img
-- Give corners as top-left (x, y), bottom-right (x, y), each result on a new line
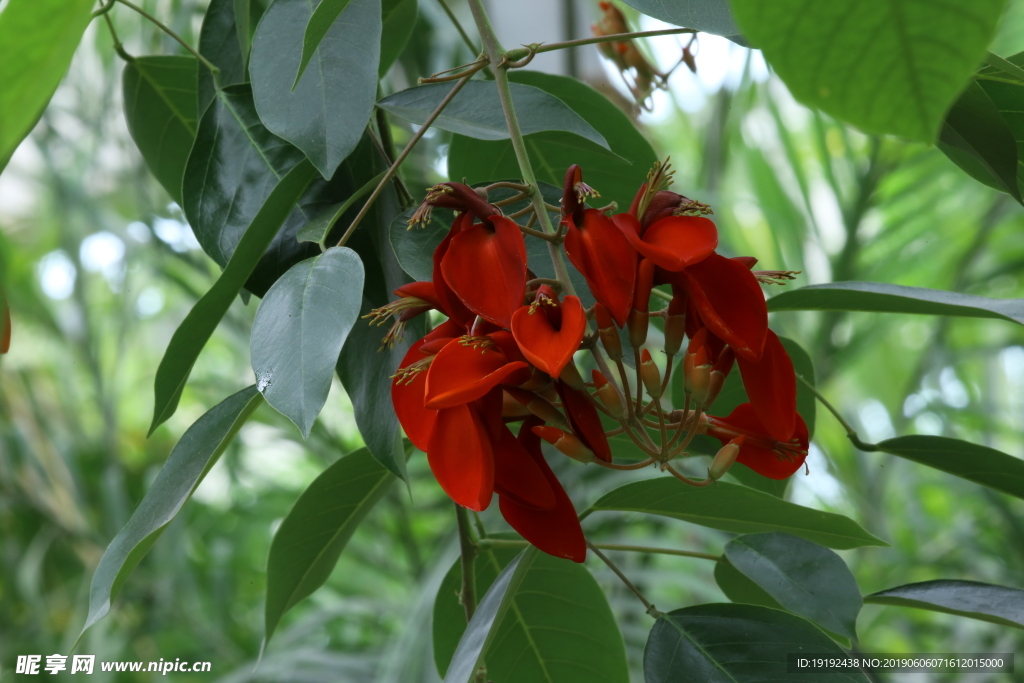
top-left (559, 359), bottom-right (585, 390)
top-left (704, 347), bottom-right (735, 409)
top-left (533, 426), bottom-right (596, 464)
top-left (662, 288), bottom-right (687, 356)
top-left (687, 363), bottom-right (711, 404)
top-left (628, 309), bottom-right (649, 349)
top-left (594, 302), bottom-right (623, 361)
top-left (505, 387), bottom-right (571, 431)
top-left (639, 349), bottom-right (662, 399)
top-left (708, 436), bottom-right (744, 481)
top-left (592, 370), bottom-right (624, 418)
top-left (628, 259), bottom-right (655, 348)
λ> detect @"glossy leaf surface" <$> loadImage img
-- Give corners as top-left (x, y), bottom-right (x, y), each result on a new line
top-left (865, 579), bottom-right (1024, 630)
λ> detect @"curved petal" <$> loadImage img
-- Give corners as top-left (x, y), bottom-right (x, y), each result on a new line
top-left (683, 252), bottom-right (767, 360)
top-left (391, 339), bottom-right (437, 451)
top-left (511, 296), bottom-right (586, 378)
top-left (736, 330), bottom-right (797, 442)
top-left (498, 418), bottom-right (586, 562)
top-left (432, 213), bottom-right (475, 325)
top-left (563, 209), bottom-right (636, 326)
top-left (394, 280), bottom-right (442, 311)
top-left (441, 216), bottom-right (527, 328)
top-left (427, 404), bottom-right (495, 511)
top-left (618, 215), bottom-right (718, 272)
top-left (424, 338), bottom-right (528, 409)
top-left (419, 319), bottom-right (467, 356)
top-left (711, 403), bottom-right (808, 480)
top-left (557, 383), bottom-right (612, 462)
top-left (492, 422), bottom-right (556, 510)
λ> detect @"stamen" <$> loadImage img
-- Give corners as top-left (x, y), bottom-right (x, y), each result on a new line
top-left (390, 356), bottom-right (433, 385)
top-left (362, 296), bottom-right (430, 326)
top-left (575, 180), bottom-right (600, 203)
top-left (754, 270), bottom-right (802, 285)
top-left (673, 199), bottom-right (713, 216)
top-left (527, 293), bottom-right (557, 315)
top-left (458, 335), bottom-right (496, 353)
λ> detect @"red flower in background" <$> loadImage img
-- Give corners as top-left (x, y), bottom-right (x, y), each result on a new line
top-left (707, 403), bottom-right (809, 479)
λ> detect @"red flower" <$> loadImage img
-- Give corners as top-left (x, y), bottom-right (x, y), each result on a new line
top-left (614, 211), bottom-right (718, 272)
top-left (562, 209), bottom-right (636, 327)
top-left (557, 382), bottom-right (612, 462)
top-left (707, 402), bottom-right (809, 480)
top-left (511, 286), bottom-right (586, 379)
top-left (735, 329), bottom-right (798, 442)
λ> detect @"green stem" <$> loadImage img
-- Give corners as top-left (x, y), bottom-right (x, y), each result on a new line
top-left (101, 11), bottom-right (132, 62)
top-left (505, 27), bottom-right (696, 61)
top-left (467, 0), bottom-right (577, 296)
top-left (480, 538), bottom-right (719, 561)
top-left (587, 541), bottom-right (663, 618)
top-left (796, 374), bottom-right (879, 452)
top-left (114, 0), bottom-right (220, 80)
top-left (455, 504), bottom-right (478, 622)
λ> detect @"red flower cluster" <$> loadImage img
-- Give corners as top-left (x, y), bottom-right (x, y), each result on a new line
top-left (376, 165), bottom-right (808, 563)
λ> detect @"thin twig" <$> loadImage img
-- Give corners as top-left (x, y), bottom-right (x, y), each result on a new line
top-left (796, 374), bottom-right (879, 452)
top-left (114, 0), bottom-right (220, 79)
top-left (436, 0), bottom-right (479, 57)
top-left (479, 539), bottom-right (719, 562)
top-left (504, 27), bottom-right (696, 61)
top-left (587, 541), bottom-right (663, 618)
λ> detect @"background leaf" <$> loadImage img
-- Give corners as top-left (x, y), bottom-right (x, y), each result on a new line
top-left (82, 386), bottom-right (262, 636)
top-left (293, 0), bottom-right (352, 86)
top-left (723, 532), bottom-right (862, 640)
top-left (264, 447), bottom-right (394, 642)
top-left (767, 281), bottom-right (1024, 326)
top-left (619, 0), bottom-right (743, 42)
top-left (151, 160), bottom-right (317, 434)
top-left (0, 0), bottom-right (96, 168)
top-left (865, 579), bottom-right (1024, 630)
top-left (378, 81), bottom-right (610, 147)
top-left (587, 479), bottom-right (886, 549)
top-left (448, 71), bottom-right (657, 210)
top-left (122, 56), bottom-right (199, 205)
top-left (730, 0), bottom-right (1006, 141)
top-left (644, 604), bottom-right (869, 682)
top-left (198, 0), bottom-right (266, 115)
top-left (380, 0), bottom-right (417, 76)
top-left (251, 247), bottom-right (365, 437)
top-left (250, 0), bottom-right (381, 178)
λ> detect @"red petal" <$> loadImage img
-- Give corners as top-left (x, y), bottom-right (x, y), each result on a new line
top-left (499, 419), bottom-right (586, 562)
top-left (427, 404), bottom-right (494, 510)
top-left (441, 216), bottom-right (527, 328)
top-left (563, 209), bottom-right (636, 326)
top-left (424, 338), bottom-right (527, 409)
top-left (419, 319), bottom-right (466, 356)
top-left (557, 383), bottom-right (612, 462)
top-left (432, 214), bottom-right (475, 325)
top-left (391, 339), bottom-right (437, 451)
top-left (683, 253), bottom-right (767, 360)
top-left (511, 296), bottom-right (586, 378)
top-left (616, 215), bottom-right (717, 272)
top-left (492, 422), bottom-right (556, 510)
top-left (394, 281), bottom-right (442, 311)
top-left (710, 403), bottom-right (808, 480)
top-left (1, 294), bottom-right (9, 354)
top-left (736, 330), bottom-right (797, 442)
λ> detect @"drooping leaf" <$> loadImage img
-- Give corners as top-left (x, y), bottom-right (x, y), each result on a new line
top-left (378, 81), bottom-right (610, 148)
top-left (198, 0), bottom-right (252, 115)
top-left (767, 281), bottom-right (1024, 326)
top-left (433, 545), bottom-right (629, 682)
top-left (619, 0), bottom-right (743, 42)
top-left (122, 56), bottom-right (199, 205)
top-left (586, 479), bottom-right (886, 549)
top-left (724, 533), bottom-right (862, 640)
top-left (151, 160), bottom-right (317, 434)
top-left (251, 247), bottom-right (365, 437)
top-left (0, 0), bottom-right (96, 169)
top-left (865, 579), bottom-right (1024, 630)
top-left (876, 435), bottom-right (1024, 501)
top-left (292, 0), bottom-right (352, 87)
top-left (264, 447), bottom-right (394, 643)
top-left (379, 0), bottom-right (417, 76)
top-left (449, 71), bottom-right (657, 211)
top-left (644, 604), bottom-right (869, 683)
top-left (730, 0), bottom-right (1007, 142)
top-left (963, 50), bottom-right (1024, 201)
top-left (251, 0), bottom-right (381, 178)
top-left (82, 387), bottom-right (263, 638)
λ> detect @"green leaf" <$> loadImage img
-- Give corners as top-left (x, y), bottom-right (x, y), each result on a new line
top-left (449, 71), bottom-right (657, 211)
top-left (714, 557), bottom-right (785, 610)
top-left (969, 51), bottom-right (1024, 200)
top-left (729, 0), bottom-right (1007, 142)
top-left (251, 247), bottom-right (365, 438)
top-left (0, 0), bottom-right (96, 169)
top-left (767, 281), bottom-right (1024, 326)
top-left (619, 0), bottom-right (743, 42)
top-left (724, 533), bottom-right (862, 640)
top-left (433, 545), bottom-right (629, 682)
top-left (380, 0), bottom-right (417, 76)
top-left (292, 0), bottom-right (352, 87)
top-left (865, 579), bottom-right (1024, 630)
top-left (297, 170), bottom-right (387, 245)
top-left (251, 0), bottom-right (380, 178)
top-left (198, 0), bottom-right (250, 115)
top-left (587, 479), bottom-right (886, 549)
top-left (378, 81), bottom-right (610, 148)
top-left (264, 447), bottom-right (394, 642)
top-left (938, 80), bottom-right (1023, 203)
top-left (122, 56), bottom-right (199, 205)
top-left (82, 387), bottom-right (262, 637)
top-left (875, 435), bottom-right (1024, 501)
top-left (442, 549), bottom-right (536, 683)
top-left (644, 604), bottom-right (869, 682)
top-left (150, 160), bottom-right (317, 434)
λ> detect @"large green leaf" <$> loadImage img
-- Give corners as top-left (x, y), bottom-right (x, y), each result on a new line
top-left (433, 546), bottom-right (629, 682)
top-left (293, 0), bottom-right (351, 87)
top-left (250, 0), bottom-right (381, 178)
top-left (730, 0), bottom-right (1006, 142)
top-left (251, 247), bottom-right (365, 437)
top-left (150, 160), bottom-right (317, 434)
top-left (122, 56), bottom-right (199, 205)
top-left (723, 533), bottom-right (862, 640)
top-left (767, 281), bottom-right (1024, 326)
top-left (587, 479), bottom-right (886, 549)
top-left (449, 71), bottom-right (657, 211)
top-left (619, 0), bottom-right (743, 42)
top-left (0, 0), bottom-right (95, 168)
top-left (197, 0), bottom-right (254, 115)
top-left (378, 81), bottom-right (610, 148)
top-left (82, 387), bottom-right (262, 637)
top-left (379, 0), bottom-right (417, 76)
top-left (865, 579), bottom-right (1024, 630)
top-left (714, 557), bottom-right (785, 610)
top-left (876, 435), bottom-right (1024, 501)
top-left (264, 447), bottom-right (394, 642)
top-left (644, 604), bottom-right (869, 682)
